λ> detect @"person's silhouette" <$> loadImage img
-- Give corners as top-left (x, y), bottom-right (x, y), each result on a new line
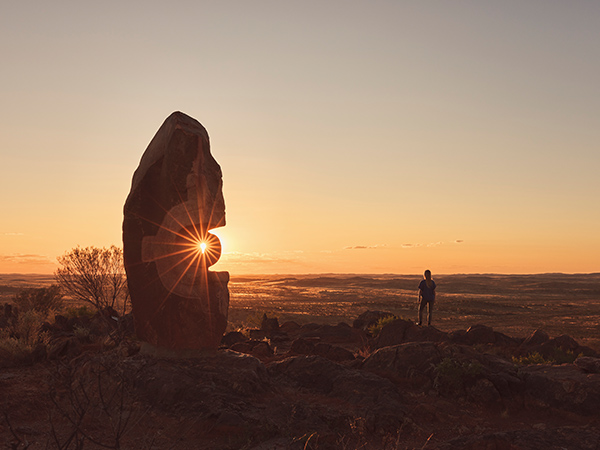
top-left (417, 270), bottom-right (436, 326)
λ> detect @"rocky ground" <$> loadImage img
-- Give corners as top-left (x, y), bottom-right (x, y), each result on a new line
top-left (1, 309), bottom-right (600, 449)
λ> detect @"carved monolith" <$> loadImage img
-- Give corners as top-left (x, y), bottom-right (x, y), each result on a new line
top-left (123, 111), bottom-right (228, 351)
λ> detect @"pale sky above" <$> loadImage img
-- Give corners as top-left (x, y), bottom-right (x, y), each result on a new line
top-left (1, 1), bottom-right (599, 275)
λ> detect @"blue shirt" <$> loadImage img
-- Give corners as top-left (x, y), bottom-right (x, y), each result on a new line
top-left (419, 279), bottom-right (436, 302)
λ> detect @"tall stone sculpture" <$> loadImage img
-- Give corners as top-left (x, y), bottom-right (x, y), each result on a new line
top-left (123, 111), bottom-right (228, 351)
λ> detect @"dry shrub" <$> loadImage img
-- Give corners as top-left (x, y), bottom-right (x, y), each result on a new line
top-left (55, 245), bottom-right (129, 314)
top-left (3, 286), bottom-right (57, 365)
top-left (63, 305), bottom-right (95, 319)
top-left (12, 285), bottom-right (64, 315)
top-left (0, 309), bottom-right (50, 365)
top-left (48, 353), bottom-right (148, 449)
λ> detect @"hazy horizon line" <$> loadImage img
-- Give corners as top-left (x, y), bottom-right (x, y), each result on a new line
top-left (2, 271), bottom-right (599, 278)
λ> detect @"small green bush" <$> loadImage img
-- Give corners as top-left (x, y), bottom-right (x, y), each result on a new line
top-left (552, 348), bottom-right (582, 364)
top-left (513, 349), bottom-right (581, 366)
top-left (434, 357), bottom-right (484, 394)
top-left (513, 351), bottom-right (548, 365)
top-left (368, 315), bottom-right (398, 337)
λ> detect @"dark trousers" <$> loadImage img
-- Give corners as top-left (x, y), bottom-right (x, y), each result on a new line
top-left (418, 298), bottom-right (434, 325)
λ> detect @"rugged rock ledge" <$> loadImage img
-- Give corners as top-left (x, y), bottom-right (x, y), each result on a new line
top-left (2, 310), bottom-right (600, 449)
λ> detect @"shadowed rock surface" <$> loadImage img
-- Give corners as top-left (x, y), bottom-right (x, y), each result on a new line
top-left (3, 307), bottom-right (600, 449)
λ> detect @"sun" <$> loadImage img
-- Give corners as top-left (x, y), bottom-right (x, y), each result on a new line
top-left (185, 231), bottom-right (222, 268)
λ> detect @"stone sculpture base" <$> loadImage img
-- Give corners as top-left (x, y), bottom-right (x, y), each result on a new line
top-left (128, 270), bottom-right (229, 351)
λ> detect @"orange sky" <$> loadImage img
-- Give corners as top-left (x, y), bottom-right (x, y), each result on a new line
top-left (1, 2), bottom-right (599, 275)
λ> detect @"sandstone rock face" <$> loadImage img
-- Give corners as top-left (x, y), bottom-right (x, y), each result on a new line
top-left (123, 112), bottom-right (228, 350)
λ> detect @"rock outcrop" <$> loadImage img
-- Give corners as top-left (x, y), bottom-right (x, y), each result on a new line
top-left (123, 112), bottom-right (228, 351)
top-left (3, 308), bottom-right (600, 449)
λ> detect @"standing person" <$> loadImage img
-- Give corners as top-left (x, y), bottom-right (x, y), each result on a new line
top-left (417, 270), bottom-right (436, 326)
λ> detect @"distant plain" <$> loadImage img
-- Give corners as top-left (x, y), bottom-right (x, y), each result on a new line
top-left (2, 272), bottom-right (599, 349)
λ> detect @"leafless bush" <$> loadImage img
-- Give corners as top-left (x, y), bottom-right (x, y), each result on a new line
top-left (48, 355), bottom-right (148, 449)
top-left (55, 246), bottom-right (129, 314)
top-left (3, 411), bottom-right (32, 449)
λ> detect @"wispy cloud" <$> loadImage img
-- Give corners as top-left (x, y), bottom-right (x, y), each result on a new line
top-left (402, 240), bottom-right (463, 248)
top-left (344, 244), bottom-right (387, 250)
top-left (402, 243), bottom-right (422, 248)
top-left (2, 232), bottom-right (24, 236)
top-left (0, 253), bottom-right (54, 265)
top-left (219, 251), bottom-right (303, 266)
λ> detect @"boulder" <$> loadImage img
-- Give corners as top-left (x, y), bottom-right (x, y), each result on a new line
top-left (371, 318), bottom-right (413, 349)
top-left (403, 324), bottom-right (448, 343)
top-left (575, 356), bottom-right (600, 374)
top-left (119, 350), bottom-right (270, 409)
top-left (519, 332), bottom-right (597, 361)
top-left (249, 341), bottom-right (275, 358)
top-left (466, 378), bottom-right (502, 406)
top-left (492, 331), bottom-right (520, 348)
top-left (362, 342), bottom-right (443, 380)
top-left (464, 324), bottom-right (496, 345)
top-left (289, 338), bottom-right (355, 362)
top-left (123, 112), bottom-right (229, 351)
top-left (260, 314), bottom-right (280, 336)
top-left (289, 338), bottom-right (316, 355)
top-left (548, 334), bottom-right (580, 351)
top-left (299, 322), bottom-right (366, 344)
top-left (447, 329), bottom-right (467, 342)
top-left (430, 427), bottom-right (600, 450)
top-left (247, 329), bottom-right (269, 340)
top-left (268, 355), bottom-right (403, 404)
top-left (267, 355), bottom-right (344, 394)
top-left (520, 364), bottom-right (600, 415)
top-left (267, 355), bottom-right (407, 435)
top-left (522, 329), bottom-right (550, 347)
top-left (221, 331), bottom-right (247, 347)
top-left (279, 321), bottom-right (301, 335)
top-left (230, 340), bottom-right (274, 358)
top-left (314, 342), bottom-right (355, 362)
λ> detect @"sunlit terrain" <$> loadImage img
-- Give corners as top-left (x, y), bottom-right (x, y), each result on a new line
top-left (227, 273), bottom-right (600, 349)
top-left (2, 273), bottom-right (599, 349)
